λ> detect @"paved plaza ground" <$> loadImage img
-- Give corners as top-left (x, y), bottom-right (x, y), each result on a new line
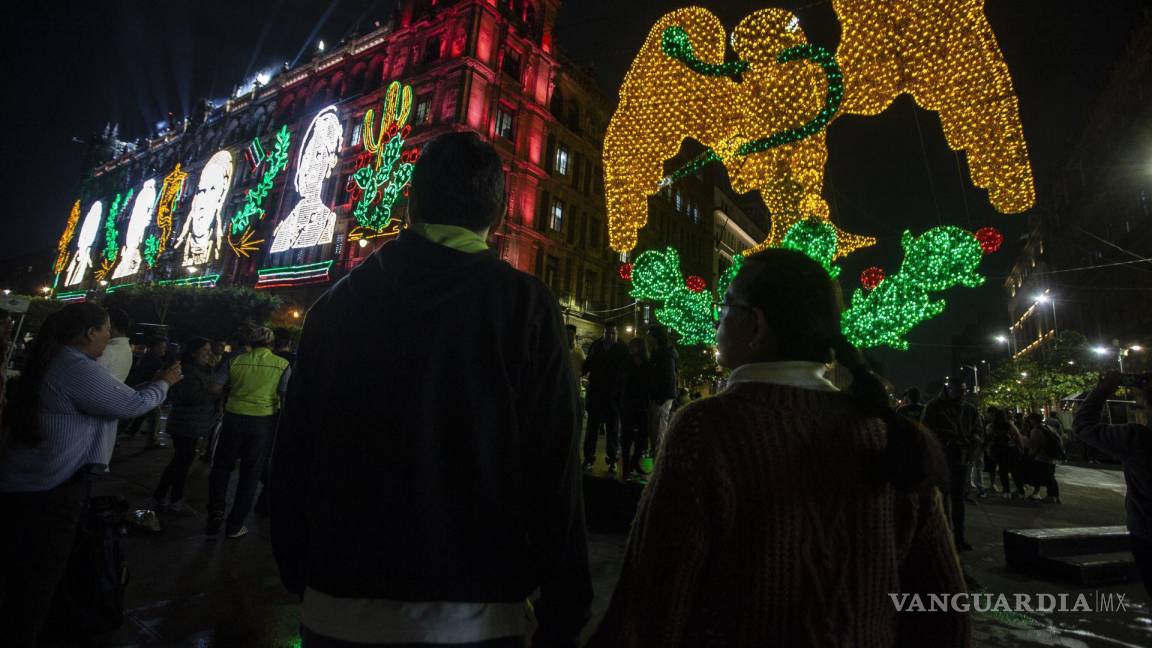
top-left (71, 435), bottom-right (1152, 647)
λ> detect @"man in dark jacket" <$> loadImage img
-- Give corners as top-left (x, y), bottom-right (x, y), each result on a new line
top-left (582, 322), bottom-right (628, 473)
top-left (270, 132), bottom-right (591, 648)
top-left (921, 381), bottom-right (983, 551)
top-left (1074, 371), bottom-right (1152, 597)
top-left (646, 325), bottom-right (678, 461)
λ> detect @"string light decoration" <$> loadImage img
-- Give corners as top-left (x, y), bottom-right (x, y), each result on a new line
top-left (606, 3), bottom-right (1034, 257)
top-left (860, 266), bottom-right (886, 291)
top-left (64, 201), bottom-right (103, 287)
top-left (112, 179), bottom-right (159, 280)
top-left (145, 164), bottom-right (188, 267)
top-left (628, 247), bottom-right (716, 345)
top-left (53, 201), bottom-right (82, 275)
top-left (618, 262), bottom-right (633, 281)
top-left (102, 190), bottom-right (131, 263)
top-left (352, 81), bottom-right (419, 234)
top-left (780, 219), bottom-right (840, 278)
top-left (842, 226), bottom-right (994, 350)
top-left (833, 0), bottom-right (1035, 214)
top-left (229, 125), bottom-right (292, 257)
top-left (269, 105), bottom-right (343, 253)
top-left (176, 150), bottom-right (234, 267)
top-left (685, 275), bottom-right (707, 293)
top-left (974, 226), bottom-right (1004, 254)
top-left (255, 260), bottom-right (335, 289)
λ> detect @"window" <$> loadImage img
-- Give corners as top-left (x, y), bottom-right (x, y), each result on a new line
top-left (566, 210), bottom-right (578, 244)
top-left (350, 123), bottom-right (362, 147)
top-left (495, 105), bottom-right (515, 140)
top-left (502, 49), bottom-right (521, 79)
top-left (690, 203), bottom-right (701, 225)
top-left (589, 217), bottom-right (601, 249)
top-left (414, 95), bottom-right (432, 124)
top-left (424, 37), bottom-right (442, 63)
top-left (550, 197), bottom-right (565, 232)
top-left (674, 190), bottom-right (683, 212)
top-left (554, 144), bottom-right (569, 175)
top-left (571, 153), bottom-right (582, 189)
top-left (544, 255), bottom-right (559, 288)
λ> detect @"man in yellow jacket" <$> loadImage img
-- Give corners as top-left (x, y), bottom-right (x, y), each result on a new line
top-left (207, 326), bottom-right (290, 538)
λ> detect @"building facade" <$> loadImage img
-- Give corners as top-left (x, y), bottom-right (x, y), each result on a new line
top-left (1003, 15), bottom-right (1152, 365)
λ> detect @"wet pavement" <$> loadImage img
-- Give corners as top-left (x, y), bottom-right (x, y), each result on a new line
top-left (81, 436), bottom-right (1152, 647)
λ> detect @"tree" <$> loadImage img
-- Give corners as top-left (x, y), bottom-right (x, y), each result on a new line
top-left (103, 286), bottom-right (282, 342)
top-left (981, 330), bottom-right (1099, 411)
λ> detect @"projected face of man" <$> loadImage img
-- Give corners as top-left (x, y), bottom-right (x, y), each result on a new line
top-left (189, 151), bottom-right (233, 239)
top-left (65, 201), bottom-right (103, 286)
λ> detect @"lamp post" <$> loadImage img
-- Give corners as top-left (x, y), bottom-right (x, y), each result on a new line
top-left (1093, 344), bottom-right (1145, 372)
top-left (961, 364), bottom-right (980, 394)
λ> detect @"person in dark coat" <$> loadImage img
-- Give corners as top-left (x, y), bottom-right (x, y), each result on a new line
top-left (153, 337), bottom-right (218, 511)
top-left (620, 338), bottom-right (652, 479)
top-left (582, 322), bottom-right (628, 473)
top-left (270, 132), bottom-right (591, 647)
top-left (646, 325), bottom-right (678, 459)
top-left (1075, 371), bottom-right (1152, 597)
top-left (920, 381), bottom-right (983, 551)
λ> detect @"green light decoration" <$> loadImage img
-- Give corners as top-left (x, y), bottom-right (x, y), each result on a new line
top-left (626, 225), bottom-right (996, 351)
top-left (353, 81), bottom-right (418, 232)
top-left (841, 226), bottom-right (989, 350)
top-left (142, 235), bottom-right (162, 268)
top-left (661, 25), bottom-right (750, 77)
top-left (231, 125), bottom-right (292, 236)
top-left (628, 247), bottom-right (717, 346)
top-left (663, 34), bottom-right (844, 183)
top-left (102, 189), bottom-right (131, 263)
top-left (781, 218), bottom-right (840, 279)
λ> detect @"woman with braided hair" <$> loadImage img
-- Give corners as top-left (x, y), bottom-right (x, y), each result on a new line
top-left (590, 248), bottom-right (968, 647)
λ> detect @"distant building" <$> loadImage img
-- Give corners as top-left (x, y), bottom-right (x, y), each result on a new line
top-left (1004, 15), bottom-right (1152, 363)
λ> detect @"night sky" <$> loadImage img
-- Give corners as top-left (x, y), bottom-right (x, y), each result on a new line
top-left (1, 0), bottom-right (1148, 389)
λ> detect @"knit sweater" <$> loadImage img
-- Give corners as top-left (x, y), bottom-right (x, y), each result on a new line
top-left (590, 383), bottom-right (969, 647)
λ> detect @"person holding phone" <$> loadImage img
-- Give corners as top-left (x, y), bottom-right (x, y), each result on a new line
top-left (1074, 371), bottom-right (1152, 597)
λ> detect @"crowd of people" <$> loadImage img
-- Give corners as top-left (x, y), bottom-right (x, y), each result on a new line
top-left (0, 131), bottom-right (1148, 646)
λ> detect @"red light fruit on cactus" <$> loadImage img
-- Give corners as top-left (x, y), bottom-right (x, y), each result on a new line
top-left (618, 263), bottom-right (633, 281)
top-left (860, 266), bottom-right (885, 291)
top-left (975, 227), bottom-right (1003, 254)
top-left (685, 275), bottom-right (707, 293)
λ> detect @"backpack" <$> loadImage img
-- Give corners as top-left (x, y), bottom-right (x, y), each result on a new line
top-left (1041, 424), bottom-right (1066, 461)
top-left (46, 496), bottom-right (130, 638)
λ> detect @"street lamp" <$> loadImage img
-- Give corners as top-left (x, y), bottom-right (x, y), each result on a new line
top-left (1034, 291), bottom-right (1058, 335)
top-left (1093, 344), bottom-right (1145, 372)
top-left (961, 364), bottom-right (981, 393)
top-left (39, 286), bottom-right (50, 294)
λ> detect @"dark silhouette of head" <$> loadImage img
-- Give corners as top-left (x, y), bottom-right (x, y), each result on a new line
top-left (409, 131), bottom-right (506, 232)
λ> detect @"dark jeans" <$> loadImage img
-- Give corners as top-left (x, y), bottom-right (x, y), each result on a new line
top-left (944, 462), bottom-right (969, 543)
top-left (301, 626), bottom-right (524, 647)
top-left (208, 412), bottom-right (275, 533)
top-left (620, 402), bottom-right (647, 473)
top-left (992, 446), bottom-right (1026, 494)
top-left (584, 397), bottom-right (620, 464)
top-left (154, 436), bottom-right (200, 504)
top-left (1132, 535), bottom-right (1152, 600)
top-left (1036, 461), bottom-right (1060, 498)
top-left (0, 476), bottom-right (92, 648)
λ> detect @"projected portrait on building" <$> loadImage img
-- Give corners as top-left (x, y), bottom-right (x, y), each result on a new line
top-left (112, 178), bottom-right (158, 279)
top-left (64, 200), bottom-right (104, 286)
top-left (269, 105), bottom-right (343, 253)
top-left (176, 150), bottom-right (234, 267)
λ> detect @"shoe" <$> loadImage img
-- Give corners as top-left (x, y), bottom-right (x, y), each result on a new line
top-left (226, 526), bottom-right (249, 539)
top-left (205, 512), bottom-right (224, 536)
top-left (957, 540), bottom-right (974, 551)
top-left (582, 459), bottom-right (594, 471)
top-left (1042, 496), bottom-right (1061, 504)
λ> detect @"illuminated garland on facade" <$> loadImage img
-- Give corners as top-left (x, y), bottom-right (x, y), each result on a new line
top-left (841, 226), bottom-right (996, 350)
top-left (157, 274), bottom-right (221, 288)
top-left (146, 164), bottom-right (188, 268)
top-left (255, 260), bottom-right (335, 289)
top-left (628, 247), bottom-right (716, 346)
top-left (53, 200), bottom-right (82, 275)
top-left (176, 150), bottom-right (234, 267)
top-left (352, 81), bottom-right (419, 233)
top-left (229, 125), bottom-right (292, 257)
top-left (102, 190), bottom-right (131, 263)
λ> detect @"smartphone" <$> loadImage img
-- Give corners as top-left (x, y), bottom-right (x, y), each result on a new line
top-left (1119, 373), bottom-right (1152, 388)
